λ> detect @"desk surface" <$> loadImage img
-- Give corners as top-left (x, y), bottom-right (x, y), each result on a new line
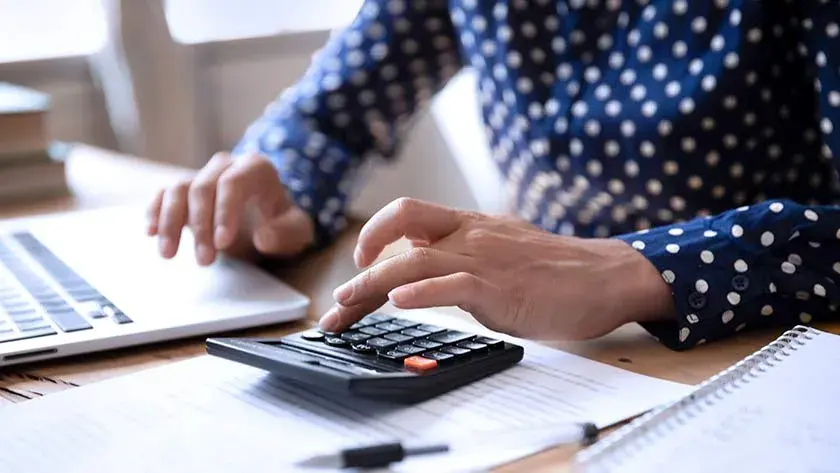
top-left (1, 145), bottom-right (837, 472)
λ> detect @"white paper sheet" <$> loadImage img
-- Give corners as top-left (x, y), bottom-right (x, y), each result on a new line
top-left (575, 328), bottom-right (840, 473)
top-left (0, 311), bottom-right (691, 473)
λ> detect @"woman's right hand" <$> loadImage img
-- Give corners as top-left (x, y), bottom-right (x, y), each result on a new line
top-left (147, 152), bottom-right (315, 265)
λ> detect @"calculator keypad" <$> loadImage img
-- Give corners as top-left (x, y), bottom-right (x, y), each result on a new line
top-left (297, 314), bottom-right (505, 372)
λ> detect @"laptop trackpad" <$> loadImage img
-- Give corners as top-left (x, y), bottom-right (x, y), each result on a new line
top-left (23, 208), bottom-right (305, 323)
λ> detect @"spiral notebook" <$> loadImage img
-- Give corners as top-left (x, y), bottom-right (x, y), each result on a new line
top-left (572, 326), bottom-right (840, 472)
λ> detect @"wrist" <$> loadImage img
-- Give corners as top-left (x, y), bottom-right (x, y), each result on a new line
top-left (609, 240), bottom-right (676, 325)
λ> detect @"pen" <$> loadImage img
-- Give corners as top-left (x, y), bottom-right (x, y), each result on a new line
top-left (297, 422), bottom-right (599, 469)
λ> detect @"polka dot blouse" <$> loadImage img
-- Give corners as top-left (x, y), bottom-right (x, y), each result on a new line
top-left (234, 0), bottom-right (840, 350)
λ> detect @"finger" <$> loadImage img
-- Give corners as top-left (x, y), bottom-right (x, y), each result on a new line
top-left (157, 181), bottom-right (191, 259)
top-left (333, 247), bottom-right (474, 307)
top-left (146, 189), bottom-right (164, 235)
top-left (252, 206), bottom-right (316, 257)
top-left (188, 152), bottom-right (232, 265)
top-left (214, 154), bottom-right (290, 249)
top-left (318, 298), bottom-right (387, 333)
top-left (387, 272), bottom-right (502, 321)
top-left (355, 197), bottom-right (465, 268)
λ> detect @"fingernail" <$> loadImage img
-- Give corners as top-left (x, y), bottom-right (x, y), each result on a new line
top-left (353, 246), bottom-right (364, 268)
top-left (388, 287), bottom-right (409, 306)
top-left (255, 227), bottom-right (276, 251)
top-left (333, 283), bottom-right (353, 304)
top-left (214, 225), bottom-right (232, 248)
top-left (147, 223), bottom-right (157, 236)
top-left (318, 307), bottom-right (340, 332)
top-left (197, 245), bottom-right (214, 266)
top-left (159, 237), bottom-right (173, 258)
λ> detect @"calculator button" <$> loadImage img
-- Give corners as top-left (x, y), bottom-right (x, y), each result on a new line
top-left (301, 331), bottom-right (325, 341)
top-left (416, 324), bottom-right (447, 335)
top-left (324, 336), bottom-right (350, 348)
top-left (384, 333), bottom-right (413, 343)
top-left (412, 339), bottom-right (443, 350)
top-left (441, 346), bottom-right (471, 357)
top-left (360, 314), bottom-right (393, 325)
top-left (473, 337), bottom-right (504, 349)
top-left (351, 344), bottom-right (376, 354)
top-left (404, 356), bottom-right (438, 372)
top-left (359, 326), bottom-right (388, 337)
top-left (375, 322), bottom-right (404, 332)
top-left (401, 328), bottom-right (430, 338)
top-left (457, 341), bottom-right (488, 352)
top-left (392, 319), bottom-right (420, 328)
top-left (395, 344), bottom-right (426, 355)
top-left (366, 337), bottom-right (398, 350)
top-left (340, 332), bottom-right (371, 343)
top-left (349, 323), bottom-right (366, 330)
top-left (379, 350), bottom-right (409, 361)
top-left (423, 351), bottom-right (455, 364)
top-left (429, 331), bottom-right (473, 345)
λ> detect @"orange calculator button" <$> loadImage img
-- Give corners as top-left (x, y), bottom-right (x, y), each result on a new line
top-left (404, 356), bottom-right (438, 372)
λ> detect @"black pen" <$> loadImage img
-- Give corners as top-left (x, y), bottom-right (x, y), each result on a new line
top-left (297, 422), bottom-right (599, 470)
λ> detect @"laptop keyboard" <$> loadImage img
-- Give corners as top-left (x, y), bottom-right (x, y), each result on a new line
top-left (0, 232), bottom-right (132, 344)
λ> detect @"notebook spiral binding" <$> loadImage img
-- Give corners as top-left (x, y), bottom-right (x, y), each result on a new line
top-left (571, 325), bottom-right (820, 472)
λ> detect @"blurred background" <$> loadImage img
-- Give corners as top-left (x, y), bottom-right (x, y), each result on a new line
top-left (0, 0), bottom-right (505, 219)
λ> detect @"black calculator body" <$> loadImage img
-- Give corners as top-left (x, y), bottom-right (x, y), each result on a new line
top-left (205, 313), bottom-right (524, 403)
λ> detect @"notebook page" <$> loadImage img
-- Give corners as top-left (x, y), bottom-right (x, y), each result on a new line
top-left (579, 329), bottom-right (840, 473)
top-left (0, 312), bottom-right (691, 473)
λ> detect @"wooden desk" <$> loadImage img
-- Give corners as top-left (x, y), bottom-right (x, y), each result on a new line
top-left (1, 146), bottom-right (837, 472)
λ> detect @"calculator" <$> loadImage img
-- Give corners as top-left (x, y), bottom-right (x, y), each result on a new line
top-left (205, 313), bottom-right (524, 403)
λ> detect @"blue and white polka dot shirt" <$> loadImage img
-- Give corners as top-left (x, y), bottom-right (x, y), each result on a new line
top-left (234, 0), bottom-right (840, 350)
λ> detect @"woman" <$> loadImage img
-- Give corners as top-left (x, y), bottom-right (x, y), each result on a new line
top-left (148, 0), bottom-right (840, 350)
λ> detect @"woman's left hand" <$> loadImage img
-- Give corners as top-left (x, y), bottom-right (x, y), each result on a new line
top-left (319, 198), bottom-right (674, 340)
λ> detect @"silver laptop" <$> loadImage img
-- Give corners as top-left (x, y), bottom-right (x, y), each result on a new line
top-left (0, 206), bottom-right (309, 366)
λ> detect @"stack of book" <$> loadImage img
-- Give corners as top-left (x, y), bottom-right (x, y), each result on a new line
top-left (0, 82), bottom-right (70, 203)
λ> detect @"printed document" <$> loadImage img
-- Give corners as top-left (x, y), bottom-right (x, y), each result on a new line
top-left (0, 310), bottom-right (691, 472)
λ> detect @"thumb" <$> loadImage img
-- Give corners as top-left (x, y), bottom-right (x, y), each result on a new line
top-left (252, 206), bottom-right (316, 257)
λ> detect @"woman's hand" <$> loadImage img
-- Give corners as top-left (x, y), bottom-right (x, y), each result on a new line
top-left (319, 198), bottom-right (674, 340)
top-left (147, 152), bottom-right (315, 265)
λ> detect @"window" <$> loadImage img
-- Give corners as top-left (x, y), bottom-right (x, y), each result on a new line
top-left (0, 0), bottom-right (107, 63)
top-left (164, 0), bottom-right (364, 44)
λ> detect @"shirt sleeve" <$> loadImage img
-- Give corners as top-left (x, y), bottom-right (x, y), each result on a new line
top-left (232, 0), bottom-right (463, 248)
top-left (614, 8), bottom-right (840, 350)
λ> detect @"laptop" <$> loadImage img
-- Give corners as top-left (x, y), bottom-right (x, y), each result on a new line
top-left (0, 206), bottom-right (310, 366)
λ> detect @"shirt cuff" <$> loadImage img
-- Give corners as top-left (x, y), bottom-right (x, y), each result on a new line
top-left (614, 216), bottom-right (769, 350)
